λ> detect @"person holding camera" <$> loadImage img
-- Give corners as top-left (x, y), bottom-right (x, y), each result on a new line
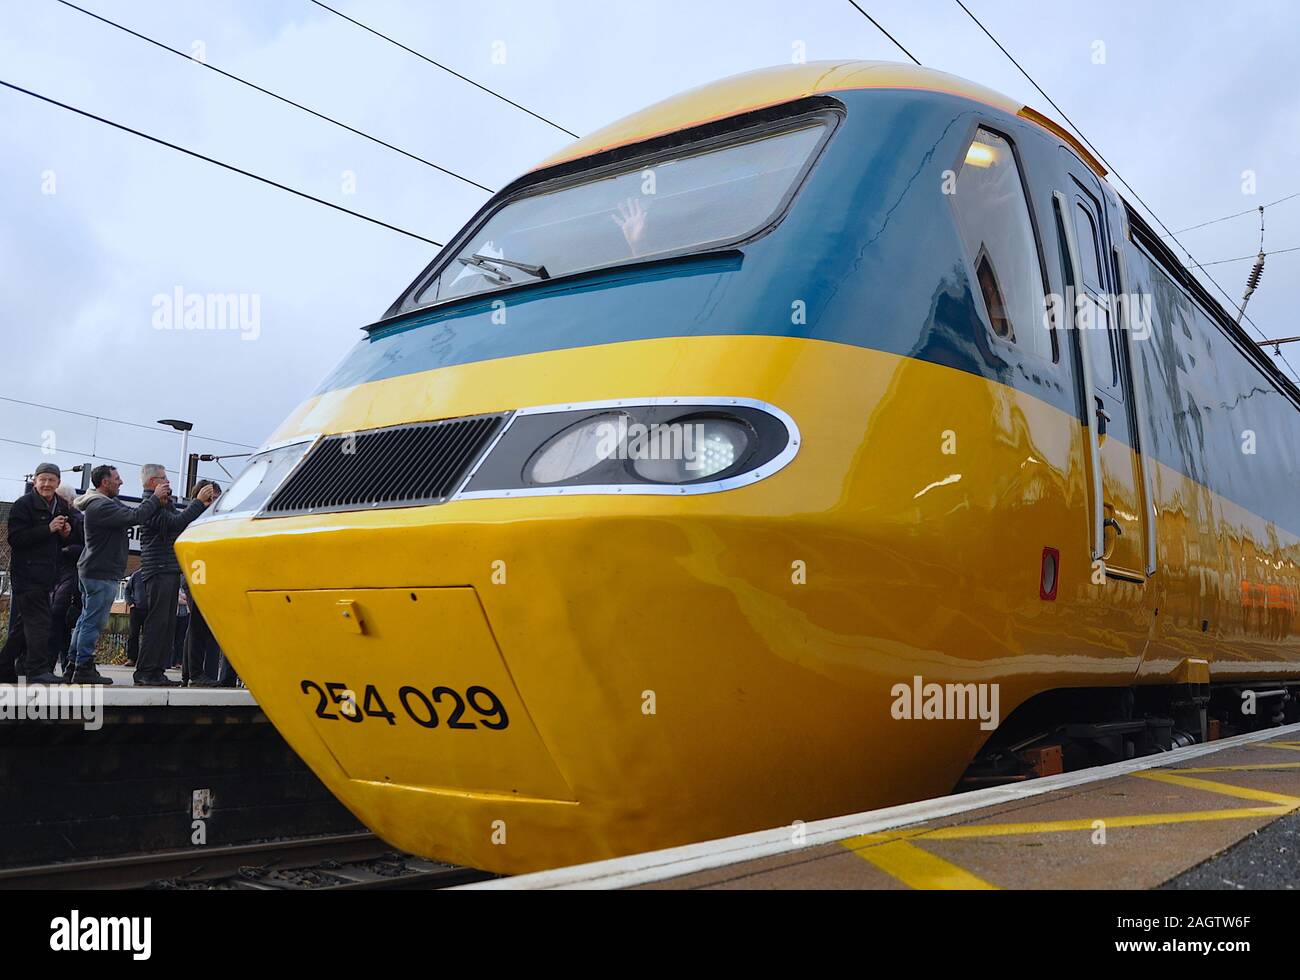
top-left (135, 464), bottom-right (216, 687)
top-left (68, 465), bottom-right (167, 685)
top-left (0, 462), bottom-right (75, 684)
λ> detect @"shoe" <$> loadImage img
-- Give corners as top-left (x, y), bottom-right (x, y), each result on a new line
top-left (27, 672), bottom-right (64, 685)
top-left (190, 677), bottom-right (221, 688)
top-left (123, 660), bottom-right (136, 668)
top-left (71, 668), bottom-right (114, 685)
top-left (134, 674), bottom-right (179, 688)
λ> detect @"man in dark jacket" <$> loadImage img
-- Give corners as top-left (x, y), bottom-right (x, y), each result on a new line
top-left (135, 464), bottom-right (216, 687)
top-left (1, 462), bottom-right (74, 684)
top-left (68, 465), bottom-right (166, 685)
top-left (47, 483), bottom-right (84, 677)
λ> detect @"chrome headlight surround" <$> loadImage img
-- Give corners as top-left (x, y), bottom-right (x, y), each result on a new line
top-left (457, 397), bottom-right (798, 498)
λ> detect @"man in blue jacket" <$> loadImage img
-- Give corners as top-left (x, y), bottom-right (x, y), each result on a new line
top-left (68, 465), bottom-right (166, 686)
top-left (1, 462), bottom-right (74, 684)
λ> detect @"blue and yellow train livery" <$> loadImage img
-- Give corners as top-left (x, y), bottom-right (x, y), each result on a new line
top-left (176, 62), bottom-right (1300, 874)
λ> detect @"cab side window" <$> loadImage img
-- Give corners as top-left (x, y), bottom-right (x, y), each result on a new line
top-left (951, 128), bottom-right (1056, 362)
top-left (1071, 198), bottom-right (1121, 392)
top-left (1073, 204), bottom-right (1104, 289)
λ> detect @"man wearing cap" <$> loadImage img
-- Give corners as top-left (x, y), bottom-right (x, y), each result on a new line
top-left (0, 463), bottom-right (74, 684)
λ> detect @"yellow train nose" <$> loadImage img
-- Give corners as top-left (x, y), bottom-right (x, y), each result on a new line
top-left (177, 497), bottom-right (989, 874)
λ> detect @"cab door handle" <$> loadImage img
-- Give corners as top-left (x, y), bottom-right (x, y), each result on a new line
top-left (1094, 397), bottom-right (1111, 436)
top-left (1104, 517), bottom-right (1123, 536)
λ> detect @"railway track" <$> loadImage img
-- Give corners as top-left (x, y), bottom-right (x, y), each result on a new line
top-left (0, 832), bottom-right (496, 890)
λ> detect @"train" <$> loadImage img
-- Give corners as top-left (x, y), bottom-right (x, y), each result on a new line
top-left (176, 61), bottom-right (1300, 874)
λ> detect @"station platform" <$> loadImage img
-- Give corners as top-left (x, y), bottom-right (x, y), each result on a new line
top-left (70, 664), bottom-right (253, 703)
top-left (0, 667), bottom-right (363, 870)
top-left (469, 723), bottom-right (1300, 890)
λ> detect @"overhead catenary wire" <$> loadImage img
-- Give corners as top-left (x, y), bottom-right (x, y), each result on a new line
top-left (1163, 191), bottom-right (1300, 237)
top-left (53, 0), bottom-right (495, 194)
top-left (0, 437), bottom-right (222, 485)
top-left (0, 394), bottom-right (256, 449)
top-left (0, 435), bottom-right (147, 472)
top-left (0, 78), bottom-right (444, 247)
top-left (843, 1), bottom-right (922, 65)
top-left (307, 0), bottom-right (580, 138)
top-left (950, 0), bottom-right (1300, 385)
top-left (1200, 244), bottom-right (1300, 267)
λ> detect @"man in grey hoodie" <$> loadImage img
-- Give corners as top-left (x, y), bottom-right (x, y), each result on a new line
top-left (67, 465), bottom-right (166, 685)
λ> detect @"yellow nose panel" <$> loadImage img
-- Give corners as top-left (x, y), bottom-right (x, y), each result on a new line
top-left (245, 587), bottom-right (574, 803)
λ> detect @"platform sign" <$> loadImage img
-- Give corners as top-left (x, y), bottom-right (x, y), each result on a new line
top-left (121, 494), bottom-right (144, 554)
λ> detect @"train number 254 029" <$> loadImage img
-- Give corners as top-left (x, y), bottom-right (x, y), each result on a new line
top-left (299, 680), bottom-right (510, 730)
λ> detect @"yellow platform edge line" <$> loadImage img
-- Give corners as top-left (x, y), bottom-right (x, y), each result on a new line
top-left (1169, 762), bottom-right (1300, 773)
top-left (1133, 769), bottom-right (1300, 806)
top-left (846, 805), bottom-right (1291, 845)
top-left (842, 838), bottom-right (999, 890)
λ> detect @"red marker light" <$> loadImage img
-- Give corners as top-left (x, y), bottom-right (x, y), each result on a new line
top-left (1040, 547), bottom-right (1060, 601)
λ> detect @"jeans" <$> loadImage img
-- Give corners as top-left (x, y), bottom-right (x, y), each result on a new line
top-left (70, 577), bottom-right (119, 669)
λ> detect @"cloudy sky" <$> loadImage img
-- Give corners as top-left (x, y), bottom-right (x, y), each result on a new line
top-left (2, 0), bottom-right (1297, 501)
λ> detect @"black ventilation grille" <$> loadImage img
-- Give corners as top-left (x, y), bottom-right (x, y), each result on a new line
top-left (262, 413), bottom-right (509, 516)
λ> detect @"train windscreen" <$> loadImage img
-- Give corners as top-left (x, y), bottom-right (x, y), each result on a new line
top-left (410, 120), bottom-right (828, 308)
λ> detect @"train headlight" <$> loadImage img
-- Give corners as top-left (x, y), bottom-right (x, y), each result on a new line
top-left (525, 413), bottom-right (626, 485)
top-left (458, 399), bottom-right (796, 497)
top-left (631, 418), bottom-right (751, 483)
top-left (210, 441), bottom-right (313, 516)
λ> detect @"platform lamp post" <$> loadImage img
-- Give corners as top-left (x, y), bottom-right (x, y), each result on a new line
top-left (157, 419), bottom-right (194, 496)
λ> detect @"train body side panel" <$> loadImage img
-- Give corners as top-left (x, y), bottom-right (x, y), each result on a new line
top-left (178, 337), bottom-right (1298, 873)
top-left (1122, 234), bottom-right (1300, 677)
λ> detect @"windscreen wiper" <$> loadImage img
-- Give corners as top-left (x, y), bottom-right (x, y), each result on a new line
top-left (458, 255), bottom-right (512, 284)
top-left (469, 252), bottom-right (550, 280)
